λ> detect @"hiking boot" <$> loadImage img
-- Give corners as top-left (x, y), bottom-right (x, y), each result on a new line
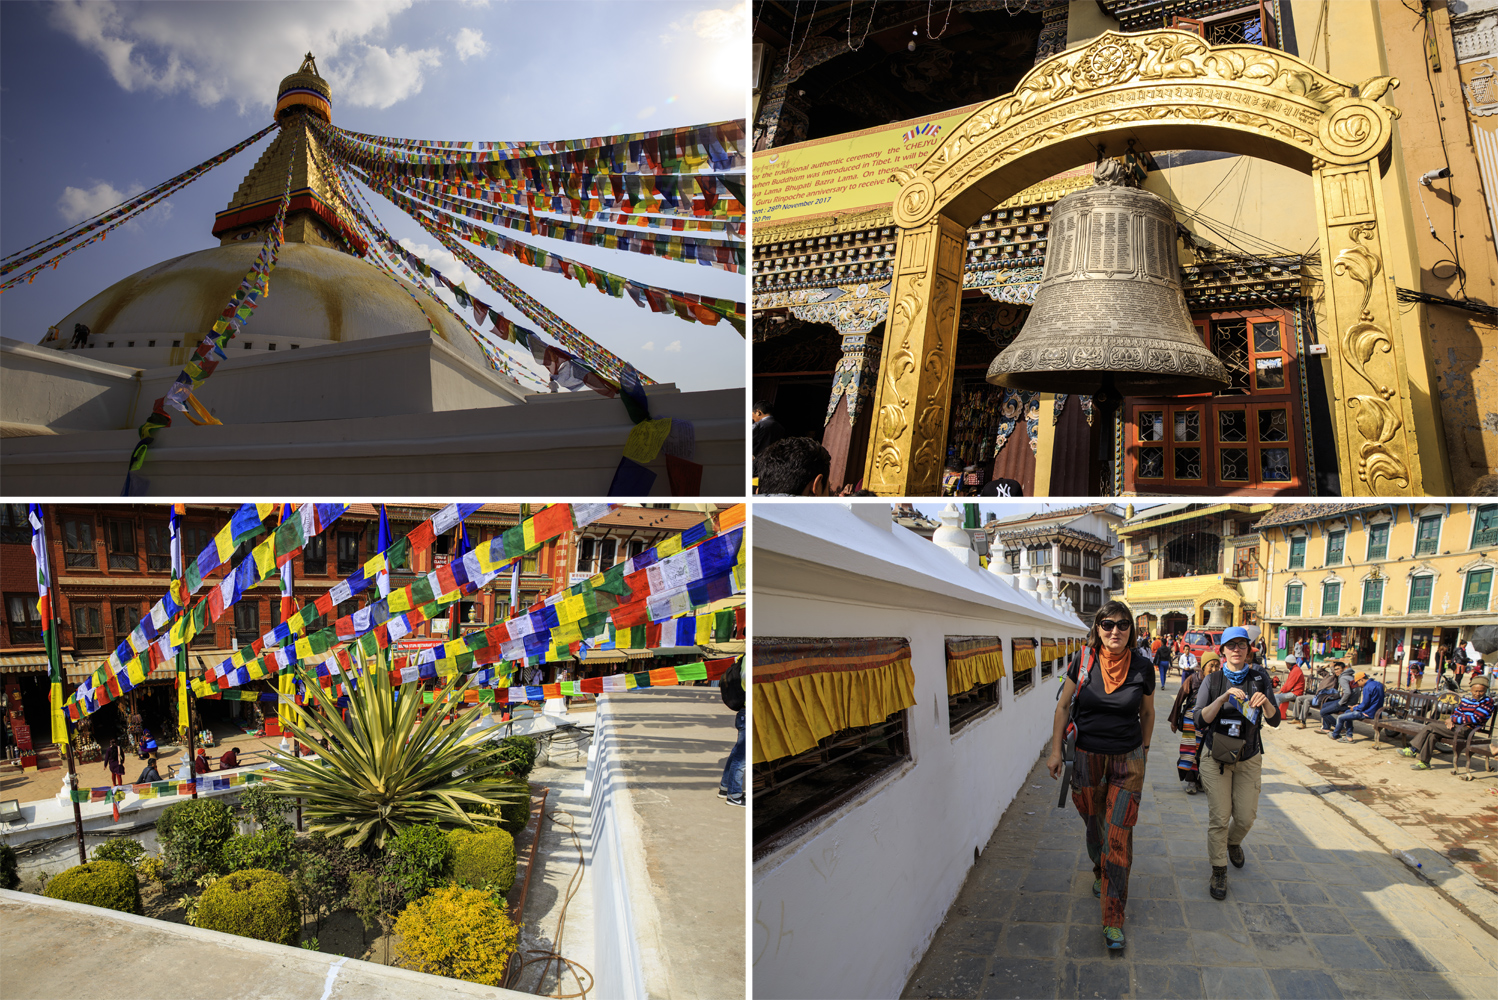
top-left (1210, 866), bottom-right (1228, 900)
top-left (1093, 877), bottom-right (1102, 898)
top-left (1103, 926), bottom-right (1125, 950)
top-left (1228, 843), bottom-right (1245, 868)
top-left (1398, 747), bottom-right (1415, 758)
top-left (1186, 783), bottom-right (1197, 795)
top-left (1410, 761), bottom-right (1431, 771)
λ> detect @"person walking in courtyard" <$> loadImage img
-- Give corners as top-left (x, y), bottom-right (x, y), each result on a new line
top-left (1155, 640), bottom-right (1173, 691)
top-left (1169, 650), bottom-right (1217, 795)
top-left (718, 658), bottom-right (746, 807)
top-left (1195, 625), bottom-right (1281, 901)
top-left (1402, 675), bottom-right (1494, 770)
top-left (1047, 600), bottom-right (1155, 951)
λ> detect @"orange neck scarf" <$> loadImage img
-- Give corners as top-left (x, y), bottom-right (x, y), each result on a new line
top-left (1099, 644), bottom-right (1132, 694)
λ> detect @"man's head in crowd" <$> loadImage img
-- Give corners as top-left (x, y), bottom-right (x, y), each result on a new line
top-left (756, 436), bottom-right (831, 496)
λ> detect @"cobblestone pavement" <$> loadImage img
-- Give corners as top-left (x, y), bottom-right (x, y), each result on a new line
top-left (902, 693), bottom-right (1498, 999)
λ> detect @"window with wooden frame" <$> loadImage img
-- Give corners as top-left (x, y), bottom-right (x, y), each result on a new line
top-left (112, 603), bottom-right (141, 642)
top-left (1012, 638), bottom-right (1037, 694)
top-left (182, 526), bottom-right (211, 570)
top-left (1285, 583), bottom-right (1303, 617)
top-left (0, 505), bottom-right (29, 545)
top-left (1131, 559), bottom-right (1151, 582)
top-left (1082, 551), bottom-right (1101, 579)
top-left (234, 602), bottom-right (260, 647)
top-left (1361, 579), bottom-right (1384, 615)
top-left (1415, 515), bottom-right (1442, 556)
top-left (1408, 575), bottom-right (1434, 614)
top-left (1233, 545), bottom-right (1258, 579)
top-left (144, 522), bottom-right (171, 573)
top-left (1131, 404), bottom-right (1206, 487)
top-left (104, 518), bottom-right (139, 572)
top-left (1321, 581), bottom-right (1341, 617)
top-left (1471, 506), bottom-right (1498, 549)
top-left (1288, 536), bottom-right (1306, 569)
top-left (336, 531), bottom-right (360, 575)
top-left (1463, 569), bottom-right (1494, 613)
top-left (1082, 585), bottom-right (1102, 615)
top-left (1325, 530), bottom-right (1345, 567)
top-left (303, 534), bottom-right (327, 575)
top-left (5, 594), bottom-right (43, 645)
top-left (1028, 546), bottom-right (1051, 570)
top-left (73, 603), bottom-right (103, 651)
top-left (63, 516), bottom-right (97, 569)
top-left (1059, 547), bottom-right (1081, 574)
top-left (191, 620), bottom-right (218, 648)
top-left (1366, 521), bottom-right (1390, 561)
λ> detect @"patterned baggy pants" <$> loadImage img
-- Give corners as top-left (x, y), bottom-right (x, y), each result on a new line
top-left (1071, 745), bottom-right (1147, 928)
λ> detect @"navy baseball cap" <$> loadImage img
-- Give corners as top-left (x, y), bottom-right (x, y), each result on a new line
top-left (1220, 626), bottom-right (1251, 645)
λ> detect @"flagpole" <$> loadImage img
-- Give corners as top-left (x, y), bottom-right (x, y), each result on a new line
top-left (64, 740), bottom-right (86, 865)
top-left (171, 505), bottom-right (197, 799)
top-left (31, 504), bottom-right (84, 861)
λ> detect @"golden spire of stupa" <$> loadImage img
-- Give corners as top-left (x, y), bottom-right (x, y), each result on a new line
top-left (212, 55), bottom-right (365, 256)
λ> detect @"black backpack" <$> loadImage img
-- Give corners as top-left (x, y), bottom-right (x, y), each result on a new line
top-left (1201, 669), bottom-right (1264, 765)
top-left (720, 661), bottom-right (744, 712)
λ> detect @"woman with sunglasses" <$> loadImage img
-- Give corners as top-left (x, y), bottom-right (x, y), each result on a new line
top-left (1047, 601), bottom-right (1155, 951)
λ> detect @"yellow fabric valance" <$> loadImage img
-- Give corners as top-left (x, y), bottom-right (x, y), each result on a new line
top-left (752, 637), bottom-right (916, 764)
top-left (1041, 639), bottom-right (1058, 661)
top-left (1013, 641), bottom-right (1037, 673)
top-left (944, 636), bottom-right (1006, 696)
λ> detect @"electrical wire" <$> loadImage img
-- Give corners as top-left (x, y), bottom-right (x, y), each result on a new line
top-left (510, 809), bottom-right (594, 999)
top-left (927, 0), bottom-right (955, 39)
top-left (1411, 0), bottom-right (1469, 299)
top-left (847, 0), bottom-right (877, 52)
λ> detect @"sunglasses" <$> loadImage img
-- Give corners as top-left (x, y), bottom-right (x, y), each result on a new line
top-left (1096, 619), bottom-right (1130, 632)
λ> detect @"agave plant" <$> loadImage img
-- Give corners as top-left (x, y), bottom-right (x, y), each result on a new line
top-left (265, 647), bottom-right (528, 850)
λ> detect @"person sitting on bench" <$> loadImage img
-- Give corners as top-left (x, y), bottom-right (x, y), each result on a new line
top-left (219, 746), bottom-right (241, 770)
top-left (1402, 676), bottom-right (1493, 770)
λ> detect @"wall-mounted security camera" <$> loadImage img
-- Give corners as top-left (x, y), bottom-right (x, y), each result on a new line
top-left (1419, 166), bottom-right (1452, 188)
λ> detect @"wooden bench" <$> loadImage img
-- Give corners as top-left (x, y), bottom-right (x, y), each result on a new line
top-left (1369, 690), bottom-right (1443, 747)
top-left (1449, 703), bottom-right (1497, 780)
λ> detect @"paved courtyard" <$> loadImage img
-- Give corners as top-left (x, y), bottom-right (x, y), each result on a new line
top-left (903, 692), bottom-right (1498, 999)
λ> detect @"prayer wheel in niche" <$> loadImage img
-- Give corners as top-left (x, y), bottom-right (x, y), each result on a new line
top-left (987, 161), bottom-right (1229, 397)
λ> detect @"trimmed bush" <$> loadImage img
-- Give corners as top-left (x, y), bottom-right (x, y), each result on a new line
top-left (90, 837), bottom-right (147, 870)
top-left (223, 828), bottom-right (295, 874)
top-left (0, 843), bottom-right (18, 891)
top-left (496, 735), bottom-right (539, 781)
top-left (384, 823), bottom-right (454, 906)
top-left (138, 855), bottom-right (167, 883)
top-left (394, 884), bottom-right (518, 986)
top-left (194, 868), bottom-right (300, 946)
top-left (449, 827), bottom-right (517, 895)
top-left (237, 785), bottom-right (292, 833)
top-left (499, 797), bottom-right (531, 833)
top-left (43, 861), bottom-right (142, 915)
top-left (157, 798), bottom-right (236, 879)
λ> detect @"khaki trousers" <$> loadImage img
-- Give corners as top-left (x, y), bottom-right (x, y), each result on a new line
top-left (1200, 750), bottom-right (1263, 868)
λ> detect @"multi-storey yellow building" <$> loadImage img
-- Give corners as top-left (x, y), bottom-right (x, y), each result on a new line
top-left (1255, 503), bottom-right (1498, 677)
top-left (1117, 502), bottom-right (1272, 635)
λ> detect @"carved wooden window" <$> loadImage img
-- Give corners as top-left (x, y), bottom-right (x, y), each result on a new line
top-left (63, 516), bottom-right (97, 569)
top-left (1288, 535), bottom-right (1306, 569)
top-left (1321, 581), bottom-right (1341, 617)
top-left (73, 603), bottom-right (103, 651)
top-left (1415, 515), bottom-right (1442, 556)
top-left (1470, 506), bottom-right (1498, 549)
top-left (1362, 579), bottom-right (1384, 615)
top-left (1233, 545), bottom-right (1258, 580)
top-left (0, 505), bottom-right (27, 546)
top-left (6, 594), bottom-right (43, 646)
top-left (1325, 530), bottom-right (1345, 567)
top-left (145, 522), bottom-right (171, 573)
top-left (1131, 559), bottom-right (1151, 582)
top-left (1285, 584), bottom-right (1303, 617)
top-left (1463, 570), bottom-right (1493, 613)
top-left (1366, 521), bottom-right (1390, 561)
top-left (112, 604), bottom-right (141, 644)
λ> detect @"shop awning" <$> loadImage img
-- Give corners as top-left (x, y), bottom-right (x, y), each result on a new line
top-left (753, 637), bottom-right (916, 764)
top-left (0, 653), bottom-right (51, 674)
top-left (1264, 614), bottom-right (1498, 629)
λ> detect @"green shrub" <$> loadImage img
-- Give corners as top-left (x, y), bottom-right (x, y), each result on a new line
top-left (394, 884), bottom-right (518, 986)
top-left (194, 869), bottom-right (300, 946)
top-left (157, 798), bottom-right (236, 879)
top-left (90, 837), bottom-right (147, 870)
top-left (223, 828), bottom-right (295, 874)
top-left (293, 831), bottom-right (379, 910)
top-left (0, 843), bottom-right (18, 891)
top-left (43, 861), bottom-right (142, 915)
top-left (138, 855), bottom-right (167, 883)
top-left (237, 785), bottom-right (292, 833)
top-left (449, 828), bottom-right (517, 895)
top-left (384, 823), bottom-right (454, 905)
top-left (499, 797), bottom-right (531, 833)
top-left (496, 735), bottom-right (539, 781)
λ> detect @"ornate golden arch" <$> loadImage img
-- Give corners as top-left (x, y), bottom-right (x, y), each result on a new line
top-left (865, 30), bottom-right (1425, 497)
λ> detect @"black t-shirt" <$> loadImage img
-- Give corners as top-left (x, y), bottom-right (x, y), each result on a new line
top-left (1067, 649), bottom-right (1155, 754)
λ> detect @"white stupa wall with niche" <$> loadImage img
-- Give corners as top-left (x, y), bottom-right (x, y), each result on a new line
top-left (752, 503), bottom-right (1085, 1000)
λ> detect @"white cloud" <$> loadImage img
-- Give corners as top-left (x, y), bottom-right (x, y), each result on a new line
top-left (396, 237), bottom-right (476, 301)
top-left (453, 27), bottom-right (489, 61)
top-left (328, 44), bottom-right (443, 109)
top-left (641, 341), bottom-right (656, 351)
top-left (692, 6), bottom-right (747, 42)
top-left (664, 340), bottom-right (682, 353)
top-left (57, 180), bottom-right (143, 224)
top-left (47, 0), bottom-right (439, 114)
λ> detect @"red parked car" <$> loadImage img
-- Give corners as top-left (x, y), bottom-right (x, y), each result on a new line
top-left (1183, 629), bottom-right (1225, 660)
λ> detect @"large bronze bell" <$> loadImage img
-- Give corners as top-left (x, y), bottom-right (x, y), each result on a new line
top-left (987, 161), bottom-right (1229, 396)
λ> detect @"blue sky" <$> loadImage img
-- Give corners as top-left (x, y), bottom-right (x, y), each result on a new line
top-left (0, 0), bottom-right (748, 391)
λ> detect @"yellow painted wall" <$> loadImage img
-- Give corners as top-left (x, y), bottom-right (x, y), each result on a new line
top-left (1260, 504), bottom-right (1497, 620)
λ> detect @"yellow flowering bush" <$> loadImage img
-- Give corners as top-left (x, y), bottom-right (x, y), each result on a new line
top-left (394, 884), bottom-right (519, 986)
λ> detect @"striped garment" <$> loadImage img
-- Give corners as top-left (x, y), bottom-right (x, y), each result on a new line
top-left (1451, 695), bottom-right (1494, 728)
top-left (1177, 716), bottom-right (1200, 780)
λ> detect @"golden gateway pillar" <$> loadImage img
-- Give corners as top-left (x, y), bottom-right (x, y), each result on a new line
top-left (864, 30), bottom-right (1443, 498)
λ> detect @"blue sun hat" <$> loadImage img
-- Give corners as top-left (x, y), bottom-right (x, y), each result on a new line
top-left (1220, 626), bottom-right (1251, 645)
